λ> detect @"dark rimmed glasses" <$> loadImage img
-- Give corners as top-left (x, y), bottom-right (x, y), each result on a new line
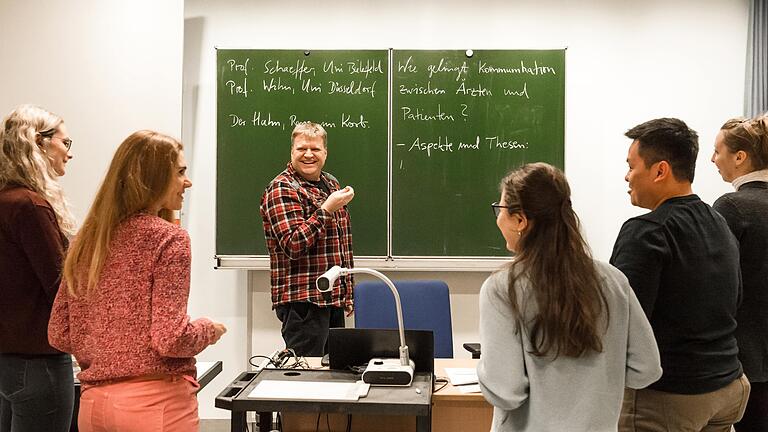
top-left (491, 202), bottom-right (514, 218)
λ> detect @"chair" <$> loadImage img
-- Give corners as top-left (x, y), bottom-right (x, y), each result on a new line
top-left (463, 343), bottom-right (481, 359)
top-left (354, 280), bottom-right (454, 358)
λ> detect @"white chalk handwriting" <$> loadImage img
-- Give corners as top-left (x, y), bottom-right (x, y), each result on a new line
top-left (263, 59), bottom-right (316, 80)
top-left (225, 78), bottom-right (248, 98)
top-left (227, 58), bottom-right (249, 75)
top-left (401, 105), bottom-right (455, 122)
top-left (426, 58), bottom-right (469, 81)
top-left (328, 80), bottom-right (377, 98)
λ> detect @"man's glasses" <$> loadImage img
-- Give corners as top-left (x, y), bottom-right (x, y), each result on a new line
top-left (51, 136), bottom-right (73, 151)
top-left (491, 202), bottom-right (514, 218)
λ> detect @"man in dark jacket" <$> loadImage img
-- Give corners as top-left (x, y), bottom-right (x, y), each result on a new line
top-left (611, 117), bottom-right (750, 431)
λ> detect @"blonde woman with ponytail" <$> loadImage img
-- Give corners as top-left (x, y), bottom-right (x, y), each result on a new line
top-left (48, 130), bottom-right (226, 432)
top-left (0, 104), bottom-right (76, 431)
top-left (712, 115), bottom-right (768, 432)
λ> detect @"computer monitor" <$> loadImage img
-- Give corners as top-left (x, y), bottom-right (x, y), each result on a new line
top-left (328, 328), bottom-right (434, 373)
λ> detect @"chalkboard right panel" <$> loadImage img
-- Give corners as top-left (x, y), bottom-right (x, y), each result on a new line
top-left (392, 50), bottom-right (565, 257)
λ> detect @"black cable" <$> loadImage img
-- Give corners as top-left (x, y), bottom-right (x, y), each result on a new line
top-left (433, 376), bottom-right (449, 393)
top-left (286, 347), bottom-right (298, 359)
top-left (248, 355), bottom-right (278, 368)
top-left (273, 349), bottom-right (292, 367)
top-left (346, 365), bottom-right (366, 374)
top-left (315, 413), bottom-right (321, 432)
top-left (346, 414), bottom-right (352, 432)
top-left (325, 413), bottom-right (331, 432)
top-left (283, 354), bottom-right (310, 370)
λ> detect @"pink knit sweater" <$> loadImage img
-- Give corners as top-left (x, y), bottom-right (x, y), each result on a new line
top-left (48, 214), bottom-right (216, 385)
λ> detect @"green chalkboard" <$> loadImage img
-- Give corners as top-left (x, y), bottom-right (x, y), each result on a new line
top-left (216, 49), bottom-right (389, 256)
top-left (216, 49), bottom-right (565, 259)
top-left (392, 50), bottom-right (565, 256)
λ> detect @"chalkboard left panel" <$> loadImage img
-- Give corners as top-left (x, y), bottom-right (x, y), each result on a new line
top-left (216, 49), bottom-right (389, 256)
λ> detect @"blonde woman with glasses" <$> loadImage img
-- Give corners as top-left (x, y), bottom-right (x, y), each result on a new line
top-left (712, 115), bottom-right (768, 432)
top-left (0, 104), bottom-right (76, 432)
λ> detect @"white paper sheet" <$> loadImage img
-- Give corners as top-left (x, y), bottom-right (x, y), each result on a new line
top-left (457, 384), bottom-right (481, 394)
top-left (247, 380), bottom-right (370, 401)
top-left (444, 367), bottom-right (478, 386)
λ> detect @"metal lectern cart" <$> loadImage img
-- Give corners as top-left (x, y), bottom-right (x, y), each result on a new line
top-left (215, 368), bottom-right (433, 432)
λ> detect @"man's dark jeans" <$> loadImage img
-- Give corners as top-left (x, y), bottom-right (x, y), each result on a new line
top-left (275, 302), bottom-right (345, 357)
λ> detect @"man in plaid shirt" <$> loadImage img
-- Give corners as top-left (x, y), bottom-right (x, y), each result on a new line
top-left (260, 122), bottom-right (355, 356)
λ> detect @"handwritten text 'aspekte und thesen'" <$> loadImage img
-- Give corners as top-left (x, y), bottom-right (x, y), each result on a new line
top-left (399, 136), bottom-right (528, 157)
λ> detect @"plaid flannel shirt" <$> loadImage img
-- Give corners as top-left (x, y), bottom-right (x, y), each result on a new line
top-left (260, 163), bottom-right (354, 309)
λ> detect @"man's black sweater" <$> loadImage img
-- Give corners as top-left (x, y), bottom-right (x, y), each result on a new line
top-left (610, 194), bottom-right (742, 394)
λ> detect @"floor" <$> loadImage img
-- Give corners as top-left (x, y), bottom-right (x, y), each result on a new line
top-left (200, 419), bottom-right (235, 432)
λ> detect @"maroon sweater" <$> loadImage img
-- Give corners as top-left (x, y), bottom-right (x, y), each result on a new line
top-left (48, 214), bottom-right (216, 385)
top-left (0, 186), bottom-right (67, 355)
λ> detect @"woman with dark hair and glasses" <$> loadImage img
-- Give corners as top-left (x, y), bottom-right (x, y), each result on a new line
top-left (711, 116), bottom-right (768, 432)
top-left (478, 162), bottom-right (661, 432)
top-left (0, 104), bottom-right (76, 431)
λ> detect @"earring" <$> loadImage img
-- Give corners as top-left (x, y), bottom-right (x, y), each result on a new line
top-left (517, 231), bottom-right (522, 237)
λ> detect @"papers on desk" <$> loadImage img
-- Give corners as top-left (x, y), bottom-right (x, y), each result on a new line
top-left (247, 380), bottom-right (371, 401)
top-left (457, 384), bottom-right (481, 394)
top-left (444, 368), bottom-right (481, 394)
top-left (445, 368), bottom-right (478, 386)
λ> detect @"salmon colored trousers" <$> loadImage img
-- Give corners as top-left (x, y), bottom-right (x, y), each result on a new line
top-left (78, 375), bottom-right (200, 432)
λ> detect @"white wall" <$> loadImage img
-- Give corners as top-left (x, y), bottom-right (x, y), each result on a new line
top-left (0, 0), bottom-right (232, 418)
top-left (1, 0), bottom-right (750, 421)
top-left (0, 0), bottom-right (184, 219)
top-left (184, 0), bottom-right (749, 419)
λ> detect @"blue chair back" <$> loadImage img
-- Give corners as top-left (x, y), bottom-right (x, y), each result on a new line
top-left (354, 280), bottom-right (453, 358)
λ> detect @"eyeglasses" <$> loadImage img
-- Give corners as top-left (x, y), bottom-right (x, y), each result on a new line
top-left (491, 202), bottom-right (514, 218)
top-left (51, 136), bottom-right (73, 151)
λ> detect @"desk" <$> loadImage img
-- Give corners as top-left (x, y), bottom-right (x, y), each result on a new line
top-left (217, 368), bottom-right (432, 432)
top-left (432, 359), bottom-right (492, 432)
top-left (196, 361), bottom-right (224, 390)
top-left (216, 358), bottom-right (492, 432)
top-left (71, 360), bottom-right (222, 432)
